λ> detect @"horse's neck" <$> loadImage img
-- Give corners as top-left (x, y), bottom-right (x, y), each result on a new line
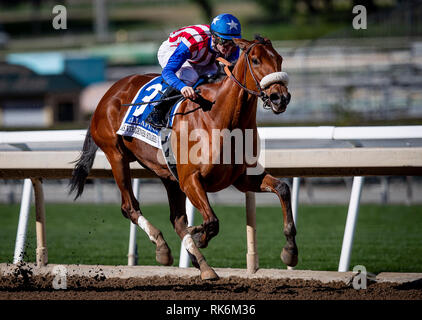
top-left (211, 60), bottom-right (258, 130)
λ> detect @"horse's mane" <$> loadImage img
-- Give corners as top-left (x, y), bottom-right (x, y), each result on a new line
top-left (254, 34), bottom-right (271, 45)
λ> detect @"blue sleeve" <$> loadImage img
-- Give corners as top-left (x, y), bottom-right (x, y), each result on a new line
top-left (161, 42), bottom-right (191, 91)
top-left (227, 47), bottom-right (240, 64)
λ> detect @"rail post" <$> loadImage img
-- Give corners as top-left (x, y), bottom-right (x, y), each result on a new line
top-left (13, 179), bottom-right (33, 264)
top-left (128, 178), bottom-right (140, 266)
top-left (32, 178), bottom-right (48, 267)
top-left (288, 177), bottom-right (300, 270)
top-left (338, 176), bottom-right (364, 272)
top-left (246, 192), bottom-right (258, 273)
top-left (291, 177), bottom-right (300, 225)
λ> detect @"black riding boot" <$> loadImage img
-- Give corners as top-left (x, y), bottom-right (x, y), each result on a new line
top-left (145, 87), bottom-right (178, 129)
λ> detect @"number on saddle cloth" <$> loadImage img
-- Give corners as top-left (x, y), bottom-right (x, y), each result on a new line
top-left (132, 76), bottom-right (206, 120)
top-left (132, 76), bottom-right (170, 118)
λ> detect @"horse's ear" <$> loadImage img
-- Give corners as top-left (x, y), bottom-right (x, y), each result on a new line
top-left (233, 38), bottom-right (253, 51)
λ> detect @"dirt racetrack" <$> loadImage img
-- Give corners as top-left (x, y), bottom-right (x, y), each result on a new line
top-left (1, 275), bottom-right (422, 301)
top-left (1, 263), bottom-right (421, 301)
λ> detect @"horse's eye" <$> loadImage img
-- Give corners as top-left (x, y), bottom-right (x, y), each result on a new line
top-left (252, 57), bottom-right (259, 65)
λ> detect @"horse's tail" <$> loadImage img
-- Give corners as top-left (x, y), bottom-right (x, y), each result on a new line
top-left (69, 124), bottom-right (99, 200)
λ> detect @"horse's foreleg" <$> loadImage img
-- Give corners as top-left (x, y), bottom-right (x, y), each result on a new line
top-left (176, 172), bottom-right (219, 280)
top-left (263, 175), bottom-right (298, 267)
top-left (160, 178), bottom-right (197, 269)
top-left (234, 172), bottom-right (298, 268)
top-left (182, 233), bottom-right (218, 280)
top-left (106, 149), bottom-right (173, 266)
top-left (181, 172), bottom-right (219, 249)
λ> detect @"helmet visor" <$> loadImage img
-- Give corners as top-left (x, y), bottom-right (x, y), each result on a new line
top-left (212, 32), bottom-right (236, 47)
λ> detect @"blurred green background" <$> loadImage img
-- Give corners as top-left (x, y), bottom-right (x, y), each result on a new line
top-left (1, 0), bottom-right (422, 128)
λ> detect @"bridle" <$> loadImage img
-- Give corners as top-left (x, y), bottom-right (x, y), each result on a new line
top-left (217, 42), bottom-right (279, 109)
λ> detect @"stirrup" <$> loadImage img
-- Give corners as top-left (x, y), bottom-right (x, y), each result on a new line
top-left (145, 112), bottom-right (167, 129)
top-left (145, 106), bottom-right (168, 128)
top-left (150, 121), bottom-right (167, 129)
top-left (145, 87), bottom-right (178, 129)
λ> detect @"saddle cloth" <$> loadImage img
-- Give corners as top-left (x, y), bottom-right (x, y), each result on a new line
top-left (116, 76), bottom-right (183, 149)
top-left (117, 75), bottom-right (197, 180)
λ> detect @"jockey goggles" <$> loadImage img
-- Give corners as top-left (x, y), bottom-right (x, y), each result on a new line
top-left (211, 32), bottom-right (235, 47)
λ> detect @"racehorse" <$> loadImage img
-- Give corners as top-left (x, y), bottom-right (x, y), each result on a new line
top-left (69, 36), bottom-right (297, 280)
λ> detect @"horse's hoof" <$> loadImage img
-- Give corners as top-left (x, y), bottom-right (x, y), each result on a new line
top-left (200, 267), bottom-right (219, 281)
top-left (156, 244), bottom-right (173, 266)
top-left (156, 252), bottom-right (173, 266)
top-left (281, 247), bottom-right (298, 267)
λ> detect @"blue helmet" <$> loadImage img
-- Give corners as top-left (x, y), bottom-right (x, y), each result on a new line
top-left (210, 13), bottom-right (241, 40)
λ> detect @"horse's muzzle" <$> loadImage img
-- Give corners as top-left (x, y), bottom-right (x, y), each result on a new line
top-left (270, 92), bottom-right (291, 114)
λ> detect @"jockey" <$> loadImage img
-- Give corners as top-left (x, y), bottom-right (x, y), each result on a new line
top-left (145, 13), bottom-right (242, 129)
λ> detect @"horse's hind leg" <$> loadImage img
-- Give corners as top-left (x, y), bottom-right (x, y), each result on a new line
top-left (105, 147), bottom-right (173, 266)
top-left (234, 172), bottom-right (298, 268)
top-left (161, 177), bottom-right (218, 280)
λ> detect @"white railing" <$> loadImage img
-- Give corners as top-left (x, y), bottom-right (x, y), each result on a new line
top-left (1, 126), bottom-right (421, 273)
top-left (2, 126), bottom-right (422, 145)
top-left (260, 125), bottom-right (422, 141)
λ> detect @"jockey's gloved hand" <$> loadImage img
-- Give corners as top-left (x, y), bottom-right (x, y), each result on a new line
top-left (181, 86), bottom-right (197, 100)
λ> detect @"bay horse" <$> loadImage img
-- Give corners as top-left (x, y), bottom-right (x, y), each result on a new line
top-left (69, 36), bottom-right (297, 280)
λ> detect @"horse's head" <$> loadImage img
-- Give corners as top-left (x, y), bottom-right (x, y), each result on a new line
top-left (233, 36), bottom-right (291, 114)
